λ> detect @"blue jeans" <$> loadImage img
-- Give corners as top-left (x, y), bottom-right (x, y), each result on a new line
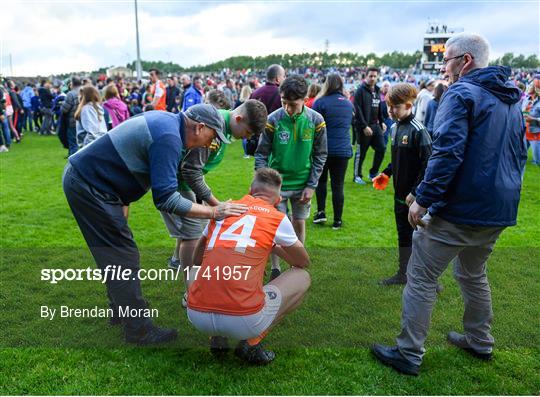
top-left (67, 126), bottom-right (78, 155)
top-left (21, 107), bottom-right (33, 132)
top-left (383, 118), bottom-right (394, 146)
top-left (529, 139), bottom-right (540, 165)
top-left (2, 118), bottom-right (11, 146)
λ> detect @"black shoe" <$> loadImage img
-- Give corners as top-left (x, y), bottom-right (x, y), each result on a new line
top-left (125, 325), bottom-right (178, 345)
top-left (313, 211), bottom-right (327, 224)
top-left (108, 305), bottom-right (122, 326)
top-left (210, 336), bottom-right (230, 356)
top-left (379, 273), bottom-right (407, 286)
top-left (167, 257), bottom-right (181, 270)
top-left (234, 340), bottom-right (275, 365)
top-left (447, 331), bottom-right (492, 360)
top-left (371, 344), bottom-right (420, 376)
top-left (269, 268), bottom-right (281, 281)
top-left (436, 283), bottom-right (444, 294)
top-left (332, 220), bottom-right (342, 230)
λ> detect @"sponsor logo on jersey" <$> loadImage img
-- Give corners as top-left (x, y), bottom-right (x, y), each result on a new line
top-left (250, 205), bottom-right (270, 213)
top-left (278, 130), bottom-right (290, 144)
top-left (302, 128), bottom-right (313, 140)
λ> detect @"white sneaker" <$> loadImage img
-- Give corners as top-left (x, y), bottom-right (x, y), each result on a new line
top-left (368, 174), bottom-right (378, 182)
top-left (353, 176), bottom-right (366, 185)
top-left (0, 145), bottom-right (9, 153)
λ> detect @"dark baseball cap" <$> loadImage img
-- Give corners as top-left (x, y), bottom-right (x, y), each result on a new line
top-left (184, 104), bottom-right (229, 144)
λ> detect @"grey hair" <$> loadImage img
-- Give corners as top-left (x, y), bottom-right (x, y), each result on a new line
top-left (446, 33), bottom-right (490, 68)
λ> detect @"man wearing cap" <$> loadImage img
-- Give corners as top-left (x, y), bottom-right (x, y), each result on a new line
top-left (63, 104), bottom-right (246, 346)
top-left (414, 79), bottom-right (436, 124)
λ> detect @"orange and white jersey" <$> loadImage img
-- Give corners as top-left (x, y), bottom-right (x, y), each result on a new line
top-left (151, 80), bottom-right (167, 111)
top-left (188, 195), bottom-right (297, 315)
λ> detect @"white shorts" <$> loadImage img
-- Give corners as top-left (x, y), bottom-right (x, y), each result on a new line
top-left (187, 284), bottom-right (282, 340)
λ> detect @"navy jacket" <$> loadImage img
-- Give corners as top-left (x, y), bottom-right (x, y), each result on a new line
top-left (38, 87), bottom-right (54, 109)
top-left (415, 66), bottom-right (527, 226)
top-left (31, 95), bottom-right (41, 112)
top-left (312, 92), bottom-right (354, 158)
top-left (424, 98), bottom-right (438, 137)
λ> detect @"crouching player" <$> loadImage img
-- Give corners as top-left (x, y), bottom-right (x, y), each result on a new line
top-left (186, 168), bottom-right (311, 365)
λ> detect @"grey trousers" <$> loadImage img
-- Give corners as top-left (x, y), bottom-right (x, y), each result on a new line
top-left (40, 108), bottom-right (54, 134)
top-left (396, 214), bottom-right (505, 365)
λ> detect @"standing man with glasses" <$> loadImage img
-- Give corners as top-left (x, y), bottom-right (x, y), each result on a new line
top-left (372, 33), bottom-right (527, 376)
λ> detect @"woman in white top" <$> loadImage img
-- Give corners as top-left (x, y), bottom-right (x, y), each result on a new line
top-left (74, 85), bottom-right (107, 147)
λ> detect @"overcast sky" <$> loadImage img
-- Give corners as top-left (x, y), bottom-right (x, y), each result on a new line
top-left (1, 0), bottom-right (538, 76)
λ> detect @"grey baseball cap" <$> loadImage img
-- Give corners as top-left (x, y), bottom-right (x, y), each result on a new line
top-left (184, 104), bottom-right (230, 144)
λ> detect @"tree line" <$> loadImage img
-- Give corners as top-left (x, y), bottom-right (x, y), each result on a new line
top-left (126, 51), bottom-right (424, 73)
top-left (125, 51), bottom-right (538, 74)
top-left (489, 53), bottom-right (539, 69)
top-left (50, 51), bottom-right (538, 81)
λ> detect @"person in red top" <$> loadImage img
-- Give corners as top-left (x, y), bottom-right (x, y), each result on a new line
top-left (187, 168), bottom-right (311, 365)
top-left (149, 68), bottom-right (167, 111)
top-left (304, 82), bottom-right (321, 108)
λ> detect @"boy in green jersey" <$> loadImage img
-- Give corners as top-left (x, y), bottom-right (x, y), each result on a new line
top-left (255, 75), bottom-right (328, 280)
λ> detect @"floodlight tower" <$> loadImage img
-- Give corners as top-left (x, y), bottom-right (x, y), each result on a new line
top-left (134, 0), bottom-right (142, 80)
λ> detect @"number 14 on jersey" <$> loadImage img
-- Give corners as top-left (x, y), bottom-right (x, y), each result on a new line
top-left (207, 215), bottom-right (257, 253)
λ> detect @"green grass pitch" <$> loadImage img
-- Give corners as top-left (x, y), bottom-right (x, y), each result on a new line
top-left (0, 132), bottom-right (539, 395)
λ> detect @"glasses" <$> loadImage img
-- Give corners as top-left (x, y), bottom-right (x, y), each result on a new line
top-left (442, 53), bottom-right (473, 66)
